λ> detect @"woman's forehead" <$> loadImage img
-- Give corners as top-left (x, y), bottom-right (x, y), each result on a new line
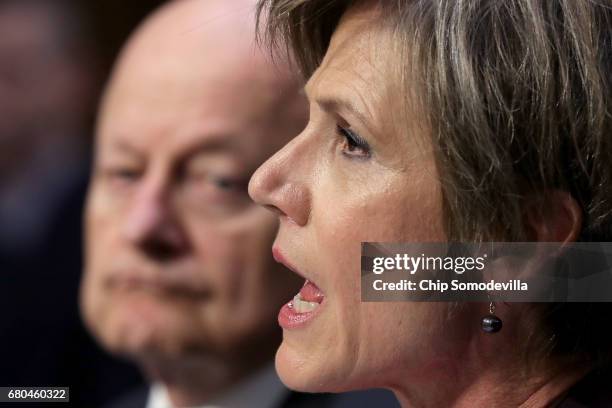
top-left (307, 7), bottom-right (389, 103)
top-left (327, 1), bottom-right (385, 60)
top-left (304, 4), bottom-right (426, 162)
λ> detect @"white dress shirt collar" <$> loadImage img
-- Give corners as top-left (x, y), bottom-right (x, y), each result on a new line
top-left (146, 363), bottom-right (289, 408)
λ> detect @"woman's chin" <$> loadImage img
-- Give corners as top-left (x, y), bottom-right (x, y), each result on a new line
top-left (275, 340), bottom-right (351, 393)
top-left (275, 341), bottom-right (311, 392)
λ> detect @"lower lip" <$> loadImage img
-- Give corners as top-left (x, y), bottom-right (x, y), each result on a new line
top-left (278, 299), bottom-right (324, 329)
top-left (108, 276), bottom-right (209, 300)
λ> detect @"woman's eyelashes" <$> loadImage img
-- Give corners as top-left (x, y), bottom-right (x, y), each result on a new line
top-left (336, 124), bottom-right (371, 159)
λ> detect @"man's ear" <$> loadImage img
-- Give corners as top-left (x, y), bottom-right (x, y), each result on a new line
top-left (523, 190), bottom-right (583, 243)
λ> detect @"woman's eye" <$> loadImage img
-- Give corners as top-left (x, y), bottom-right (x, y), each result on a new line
top-left (336, 125), bottom-right (371, 159)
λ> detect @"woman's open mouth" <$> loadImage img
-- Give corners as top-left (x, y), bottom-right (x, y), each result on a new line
top-left (279, 279), bottom-right (325, 329)
top-left (272, 247), bottom-right (326, 328)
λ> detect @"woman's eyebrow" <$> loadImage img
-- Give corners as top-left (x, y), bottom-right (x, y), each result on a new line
top-left (304, 80), bottom-right (375, 132)
top-left (317, 96), bottom-right (372, 130)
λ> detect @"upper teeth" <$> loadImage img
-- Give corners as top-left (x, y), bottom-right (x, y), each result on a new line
top-left (292, 293), bottom-right (319, 313)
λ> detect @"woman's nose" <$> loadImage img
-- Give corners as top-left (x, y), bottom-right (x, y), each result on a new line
top-left (248, 135), bottom-right (311, 226)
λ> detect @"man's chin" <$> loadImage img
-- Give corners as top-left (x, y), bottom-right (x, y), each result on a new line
top-left (96, 300), bottom-right (200, 362)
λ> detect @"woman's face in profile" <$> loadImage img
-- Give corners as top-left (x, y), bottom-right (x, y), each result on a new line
top-left (250, 3), bottom-right (469, 392)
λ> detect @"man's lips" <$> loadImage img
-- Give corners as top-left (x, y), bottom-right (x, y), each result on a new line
top-left (106, 270), bottom-right (211, 299)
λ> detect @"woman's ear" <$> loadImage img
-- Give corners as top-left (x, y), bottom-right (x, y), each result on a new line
top-left (523, 190), bottom-right (583, 243)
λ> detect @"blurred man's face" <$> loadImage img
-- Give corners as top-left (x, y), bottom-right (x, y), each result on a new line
top-left (0, 2), bottom-right (92, 178)
top-left (81, 7), bottom-right (306, 364)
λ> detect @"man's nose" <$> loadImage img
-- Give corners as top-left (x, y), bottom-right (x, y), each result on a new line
top-left (248, 134), bottom-right (311, 226)
top-left (122, 178), bottom-right (188, 259)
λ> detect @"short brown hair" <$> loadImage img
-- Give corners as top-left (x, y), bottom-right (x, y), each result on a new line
top-left (257, 0), bottom-right (612, 368)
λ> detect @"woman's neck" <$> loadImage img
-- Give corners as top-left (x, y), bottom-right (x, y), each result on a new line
top-left (391, 332), bottom-right (591, 408)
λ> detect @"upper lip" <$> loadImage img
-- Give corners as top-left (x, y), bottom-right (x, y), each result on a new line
top-left (106, 268), bottom-right (211, 299)
top-left (272, 246), bottom-right (310, 282)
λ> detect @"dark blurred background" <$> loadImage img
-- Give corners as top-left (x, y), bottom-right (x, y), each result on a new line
top-left (0, 0), bottom-right (164, 406)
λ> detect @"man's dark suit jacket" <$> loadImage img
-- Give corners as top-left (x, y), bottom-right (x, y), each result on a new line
top-left (107, 385), bottom-right (400, 408)
top-left (558, 366), bottom-right (612, 408)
